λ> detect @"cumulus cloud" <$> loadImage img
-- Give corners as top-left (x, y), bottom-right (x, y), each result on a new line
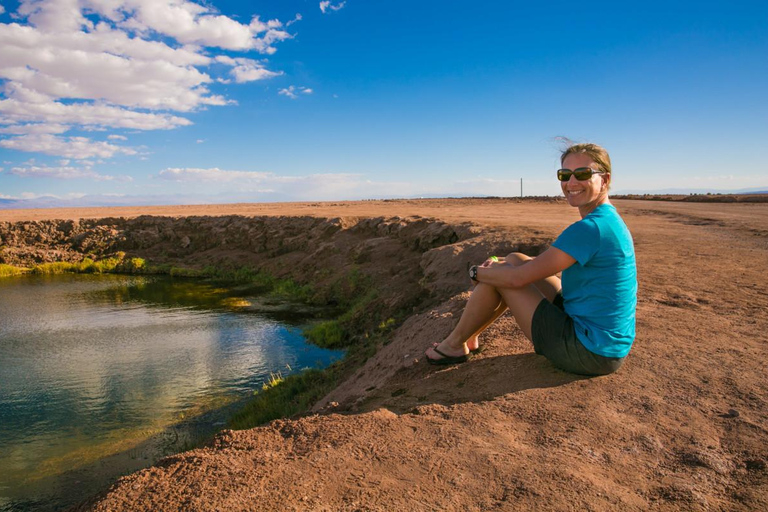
top-left (107, 134), bottom-right (127, 140)
top-left (216, 56), bottom-right (283, 83)
top-left (278, 86), bottom-right (313, 99)
top-left (0, 1), bottom-right (292, 158)
top-left (320, 1), bottom-right (346, 14)
top-left (0, 133), bottom-right (136, 159)
top-left (9, 163), bottom-right (133, 182)
top-left (0, 85), bottom-right (195, 129)
top-left (0, 122), bottom-right (70, 135)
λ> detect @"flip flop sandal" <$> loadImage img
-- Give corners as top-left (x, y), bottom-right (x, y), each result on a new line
top-left (432, 342), bottom-right (482, 354)
top-left (426, 346), bottom-right (470, 365)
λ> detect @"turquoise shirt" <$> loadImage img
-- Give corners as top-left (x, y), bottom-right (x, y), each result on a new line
top-left (552, 204), bottom-right (637, 358)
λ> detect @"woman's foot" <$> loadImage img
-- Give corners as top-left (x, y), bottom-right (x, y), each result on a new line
top-left (425, 340), bottom-right (470, 365)
top-left (432, 336), bottom-right (481, 354)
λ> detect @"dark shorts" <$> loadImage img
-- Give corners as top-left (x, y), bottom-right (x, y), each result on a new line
top-left (531, 294), bottom-right (625, 376)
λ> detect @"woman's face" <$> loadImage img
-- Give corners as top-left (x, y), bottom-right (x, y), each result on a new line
top-left (560, 153), bottom-right (609, 211)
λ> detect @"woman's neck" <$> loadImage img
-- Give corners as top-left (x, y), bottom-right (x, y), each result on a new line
top-left (579, 196), bottom-right (611, 218)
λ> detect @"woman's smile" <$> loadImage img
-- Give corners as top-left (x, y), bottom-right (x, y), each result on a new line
top-left (560, 153), bottom-right (609, 216)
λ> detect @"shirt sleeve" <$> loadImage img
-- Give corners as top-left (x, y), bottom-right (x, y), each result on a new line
top-left (552, 218), bottom-right (600, 265)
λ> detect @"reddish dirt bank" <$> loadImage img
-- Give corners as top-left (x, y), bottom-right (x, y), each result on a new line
top-left (4, 198), bottom-right (767, 511)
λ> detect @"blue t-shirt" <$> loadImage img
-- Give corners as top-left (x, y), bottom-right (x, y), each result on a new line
top-left (552, 203), bottom-right (637, 358)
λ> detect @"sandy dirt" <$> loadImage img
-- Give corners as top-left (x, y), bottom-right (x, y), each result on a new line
top-left (4, 198), bottom-right (766, 511)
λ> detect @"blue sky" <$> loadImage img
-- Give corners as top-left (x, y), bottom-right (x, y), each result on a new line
top-left (1, 0), bottom-right (767, 207)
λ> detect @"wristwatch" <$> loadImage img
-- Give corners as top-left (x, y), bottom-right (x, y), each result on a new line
top-left (469, 265), bottom-right (478, 282)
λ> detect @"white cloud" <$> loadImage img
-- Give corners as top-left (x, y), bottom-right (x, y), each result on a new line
top-left (278, 86), bottom-right (313, 99)
top-left (158, 167), bottom-right (273, 183)
top-left (0, 5), bottom-right (5, 15)
top-left (115, 3), bottom-right (291, 53)
top-left (9, 163), bottom-right (133, 182)
top-left (219, 57), bottom-right (283, 83)
top-left (286, 14), bottom-right (302, 27)
top-left (0, 123), bottom-right (70, 135)
top-left (0, 85), bottom-right (195, 129)
top-left (0, 1), bottom-right (291, 159)
top-left (0, 133), bottom-right (136, 159)
top-left (320, 1), bottom-right (346, 14)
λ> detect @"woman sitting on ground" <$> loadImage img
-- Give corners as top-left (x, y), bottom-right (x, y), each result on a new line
top-left (425, 142), bottom-right (637, 375)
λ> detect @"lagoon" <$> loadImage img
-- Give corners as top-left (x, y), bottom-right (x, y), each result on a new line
top-left (0, 273), bottom-right (342, 511)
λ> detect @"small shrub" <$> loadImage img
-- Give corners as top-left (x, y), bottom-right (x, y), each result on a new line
top-left (304, 320), bottom-right (346, 348)
top-left (120, 257), bottom-right (146, 273)
top-left (272, 279), bottom-right (313, 302)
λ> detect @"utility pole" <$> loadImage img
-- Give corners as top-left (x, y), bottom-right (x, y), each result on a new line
top-left (520, 178), bottom-right (523, 198)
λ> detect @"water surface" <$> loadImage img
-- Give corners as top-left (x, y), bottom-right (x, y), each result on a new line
top-left (0, 273), bottom-right (342, 511)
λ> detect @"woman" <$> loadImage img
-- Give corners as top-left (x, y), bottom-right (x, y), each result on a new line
top-left (425, 142), bottom-right (637, 375)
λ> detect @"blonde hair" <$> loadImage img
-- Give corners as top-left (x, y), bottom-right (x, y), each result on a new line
top-left (560, 142), bottom-right (611, 175)
top-left (560, 141), bottom-right (612, 191)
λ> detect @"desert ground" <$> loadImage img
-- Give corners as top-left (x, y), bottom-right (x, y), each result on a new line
top-left (3, 198), bottom-right (767, 511)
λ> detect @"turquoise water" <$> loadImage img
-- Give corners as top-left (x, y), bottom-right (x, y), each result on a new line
top-left (0, 274), bottom-right (343, 511)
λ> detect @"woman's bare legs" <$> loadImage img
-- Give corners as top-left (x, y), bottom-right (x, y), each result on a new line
top-left (425, 252), bottom-right (562, 361)
top-left (466, 301), bottom-right (507, 351)
top-left (466, 253), bottom-right (561, 350)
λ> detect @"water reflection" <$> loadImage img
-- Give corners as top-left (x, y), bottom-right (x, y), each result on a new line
top-left (0, 274), bottom-right (342, 511)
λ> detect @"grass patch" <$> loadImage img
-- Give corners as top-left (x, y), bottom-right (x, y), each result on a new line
top-left (228, 367), bottom-right (340, 429)
top-left (0, 264), bottom-right (29, 277)
top-left (32, 261), bottom-right (80, 274)
top-left (31, 256), bottom-right (123, 274)
top-left (262, 371), bottom-right (285, 391)
top-left (304, 289), bottom-right (378, 348)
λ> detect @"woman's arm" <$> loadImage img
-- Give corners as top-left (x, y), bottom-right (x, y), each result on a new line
top-left (475, 247), bottom-right (576, 289)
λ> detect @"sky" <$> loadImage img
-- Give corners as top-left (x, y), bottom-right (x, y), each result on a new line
top-left (1, 0), bottom-right (767, 207)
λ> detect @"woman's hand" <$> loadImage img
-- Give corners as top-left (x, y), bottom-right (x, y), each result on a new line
top-left (480, 255), bottom-right (500, 268)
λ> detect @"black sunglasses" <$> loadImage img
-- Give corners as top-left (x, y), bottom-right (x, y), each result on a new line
top-left (557, 167), bottom-right (606, 182)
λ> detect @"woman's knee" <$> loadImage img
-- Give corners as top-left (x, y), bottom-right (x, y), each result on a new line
top-left (504, 252), bottom-right (532, 267)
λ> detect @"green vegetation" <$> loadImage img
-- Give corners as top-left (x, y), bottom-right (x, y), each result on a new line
top-left (228, 367), bottom-right (340, 429)
top-left (0, 264), bottom-right (29, 277)
top-left (304, 289), bottom-right (378, 348)
top-left (262, 371), bottom-right (285, 391)
top-left (32, 256), bottom-right (124, 274)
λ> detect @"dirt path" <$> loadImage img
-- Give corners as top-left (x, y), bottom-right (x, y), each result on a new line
top-left (10, 199), bottom-right (764, 511)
